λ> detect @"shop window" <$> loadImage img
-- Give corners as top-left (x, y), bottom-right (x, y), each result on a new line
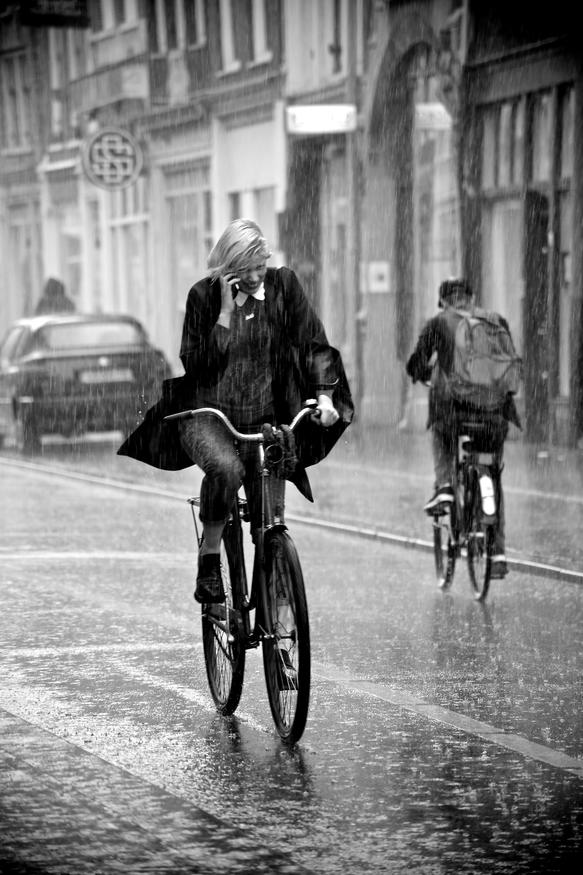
top-left (512, 98), bottom-right (525, 186)
top-left (109, 178), bottom-right (150, 319)
top-left (481, 199), bottom-right (524, 357)
top-left (531, 91), bottom-right (552, 184)
top-left (165, 161), bottom-right (212, 320)
top-left (558, 193), bottom-right (572, 396)
top-left (254, 186), bottom-right (277, 250)
top-left (560, 86), bottom-right (574, 181)
top-left (481, 106), bottom-right (497, 190)
top-left (229, 192), bottom-right (241, 220)
top-left (498, 102), bottom-right (512, 188)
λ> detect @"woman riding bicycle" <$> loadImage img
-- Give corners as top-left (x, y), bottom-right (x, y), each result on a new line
top-left (406, 277), bottom-right (521, 580)
top-left (118, 218), bottom-right (353, 602)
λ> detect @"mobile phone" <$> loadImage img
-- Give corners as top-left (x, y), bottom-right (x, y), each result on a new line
top-left (231, 281), bottom-right (240, 297)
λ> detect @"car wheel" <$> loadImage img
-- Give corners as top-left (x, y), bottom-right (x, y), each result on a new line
top-left (14, 406), bottom-right (41, 455)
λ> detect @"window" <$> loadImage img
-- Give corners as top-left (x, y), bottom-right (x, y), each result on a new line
top-left (109, 178), bottom-right (150, 319)
top-left (185, 0), bottom-right (206, 46)
top-left (481, 106), bottom-right (496, 190)
top-left (0, 51), bottom-right (32, 149)
top-left (481, 100), bottom-right (524, 191)
top-left (512, 98), bottom-right (525, 185)
top-left (229, 192), bottom-right (241, 220)
top-left (39, 321), bottom-right (144, 350)
top-left (498, 102), bottom-right (512, 187)
top-left (153, 0), bottom-right (207, 53)
top-left (329, 0), bottom-right (342, 73)
top-left (0, 328), bottom-right (27, 365)
top-left (531, 91), bottom-right (552, 184)
top-left (164, 0), bottom-right (178, 50)
top-left (218, 0), bottom-right (241, 71)
top-left (250, 0), bottom-right (271, 63)
top-left (165, 162), bottom-right (212, 339)
top-left (113, 0), bottom-right (127, 25)
top-left (560, 86), bottom-right (574, 181)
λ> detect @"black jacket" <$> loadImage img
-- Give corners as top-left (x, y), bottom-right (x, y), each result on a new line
top-left (117, 267), bottom-right (354, 500)
top-left (406, 306), bottom-right (521, 430)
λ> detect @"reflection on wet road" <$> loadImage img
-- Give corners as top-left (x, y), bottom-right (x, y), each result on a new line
top-left (0, 443), bottom-right (582, 873)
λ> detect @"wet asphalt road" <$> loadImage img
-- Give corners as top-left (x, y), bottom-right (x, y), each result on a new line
top-left (0, 436), bottom-right (582, 873)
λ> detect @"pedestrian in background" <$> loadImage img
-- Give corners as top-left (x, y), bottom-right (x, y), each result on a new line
top-left (119, 218), bottom-right (353, 602)
top-left (34, 277), bottom-right (75, 315)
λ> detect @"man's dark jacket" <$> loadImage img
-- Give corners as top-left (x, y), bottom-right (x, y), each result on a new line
top-left (117, 267), bottom-right (354, 500)
top-left (406, 306), bottom-right (521, 430)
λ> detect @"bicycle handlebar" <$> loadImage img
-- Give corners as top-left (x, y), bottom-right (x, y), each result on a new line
top-left (163, 399), bottom-right (320, 442)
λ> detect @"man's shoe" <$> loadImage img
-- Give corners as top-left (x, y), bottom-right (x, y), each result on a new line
top-left (424, 484), bottom-right (454, 514)
top-left (490, 558), bottom-right (508, 579)
top-left (194, 553), bottom-right (225, 604)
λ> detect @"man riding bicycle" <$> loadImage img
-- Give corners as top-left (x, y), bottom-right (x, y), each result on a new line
top-left (406, 278), bottom-right (521, 580)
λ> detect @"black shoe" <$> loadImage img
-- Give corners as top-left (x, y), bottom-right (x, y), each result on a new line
top-left (194, 553), bottom-right (225, 604)
top-left (424, 484), bottom-right (454, 514)
top-left (490, 559), bottom-right (508, 579)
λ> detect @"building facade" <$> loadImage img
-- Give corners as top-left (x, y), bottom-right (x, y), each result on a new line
top-left (1, 0), bottom-right (583, 447)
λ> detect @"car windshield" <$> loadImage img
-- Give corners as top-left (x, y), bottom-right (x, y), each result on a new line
top-left (38, 322), bottom-right (144, 350)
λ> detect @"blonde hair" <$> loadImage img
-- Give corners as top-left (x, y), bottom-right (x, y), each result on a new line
top-left (207, 218), bottom-right (272, 279)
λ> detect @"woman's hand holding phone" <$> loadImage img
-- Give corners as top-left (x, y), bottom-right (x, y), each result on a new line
top-left (217, 273), bottom-right (239, 327)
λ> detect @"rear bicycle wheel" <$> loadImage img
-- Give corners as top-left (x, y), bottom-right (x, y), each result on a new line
top-left (262, 530), bottom-right (310, 745)
top-left (201, 530), bottom-right (246, 715)
top-left (432, 510), bottom-right (456, 590)
top-left (466, 476), bottom-right (494, 601)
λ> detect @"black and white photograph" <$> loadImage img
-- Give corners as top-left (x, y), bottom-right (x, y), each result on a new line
top-left (0, 1), bottom-right (581, 872)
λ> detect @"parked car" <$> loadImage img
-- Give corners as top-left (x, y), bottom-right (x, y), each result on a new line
top-left (0, 313), bottom-right (173, 453)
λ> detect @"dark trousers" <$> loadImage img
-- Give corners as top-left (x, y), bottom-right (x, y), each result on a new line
top-left (179, 414), bottom-right (263, 530)
top-left (432, 415), bottom-right (507, 556)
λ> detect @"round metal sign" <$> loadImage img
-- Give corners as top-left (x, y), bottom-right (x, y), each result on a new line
top-left (82, 127), bottom-right (143, 190)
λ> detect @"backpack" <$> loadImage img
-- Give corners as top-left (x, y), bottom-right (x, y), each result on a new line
top-left (443, 308), bottom-right (523, 411)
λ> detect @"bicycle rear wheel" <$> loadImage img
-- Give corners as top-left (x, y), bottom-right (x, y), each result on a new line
top-left (433, 511), bottom-right (456, 590)
top-left (262, 530), bottom-right (310, 745)
top-left (466, 476), bottom-right (494, 601)
top-left (201, 531), bottom-right (246, 715)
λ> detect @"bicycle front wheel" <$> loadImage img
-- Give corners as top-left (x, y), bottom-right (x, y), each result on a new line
top-left (262, 530), bottom-right (310, 745)
top-left (466, 477), bottom-right (494, 601)
top-left (433, 511), bottom-right (456, 590)
top-left (202, 536), bottom-right (246, 715)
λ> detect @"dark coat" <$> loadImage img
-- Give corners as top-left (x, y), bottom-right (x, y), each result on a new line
top-left (406, 306), bottom-right (521, 431)
top-left (35, 278), bottom-right (75, 315)
top-left (117, 267), bottom-right (354, 501)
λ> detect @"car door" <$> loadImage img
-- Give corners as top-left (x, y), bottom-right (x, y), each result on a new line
top-left (0, 326), bottom-right (28, 440)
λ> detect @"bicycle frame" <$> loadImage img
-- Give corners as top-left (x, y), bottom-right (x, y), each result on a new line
top-left (166, 402), bottom-right (316, 645)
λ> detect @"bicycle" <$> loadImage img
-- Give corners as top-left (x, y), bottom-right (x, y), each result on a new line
top-left (432, 420), bottom-right (501, 602)
top-left (164, 400), bottom-right (317, 745)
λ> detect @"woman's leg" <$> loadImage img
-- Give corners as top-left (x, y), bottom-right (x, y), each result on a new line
top-left (179, 414), bottom-right (244, 602)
